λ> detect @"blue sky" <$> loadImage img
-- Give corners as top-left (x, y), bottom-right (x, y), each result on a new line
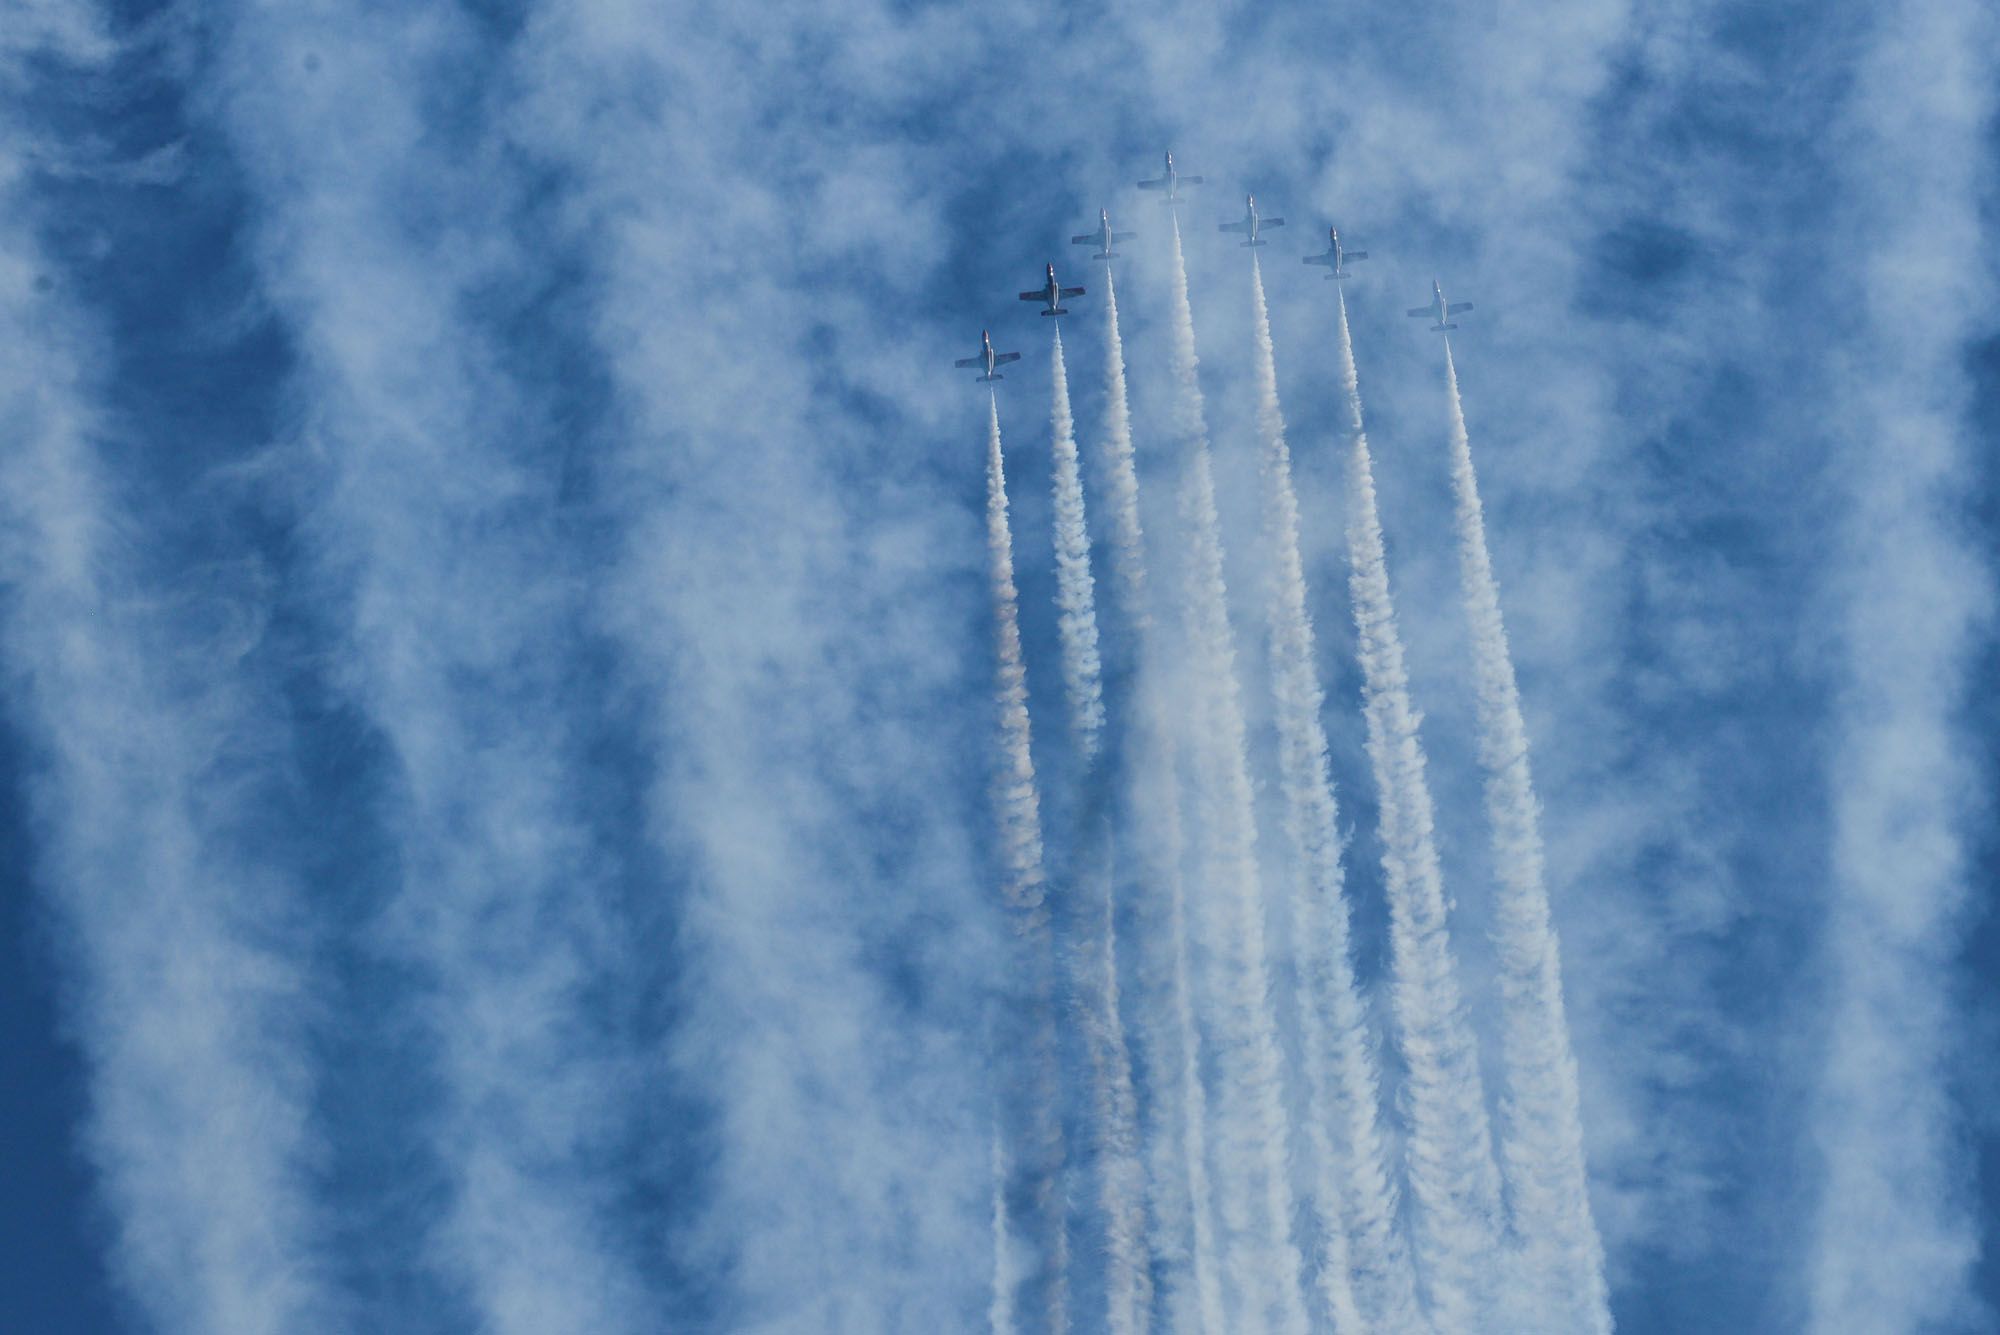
top-left (2, 0), bottom-right (1996, 1331)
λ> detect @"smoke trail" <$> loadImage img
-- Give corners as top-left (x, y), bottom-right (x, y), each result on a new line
top-left (992, 1119), bottom-right (1019, 1335)
top-left (1074, 828), bottom-right (1156, 1335)
top-left (213, 11), bottom-right (654, 1328)
top-left (1049, 327), bottom-right (1107, 760)
top-left (1093, 258), bottom-right (1222, 1335)
top-left (1096, 268), bottom-right (1148, 619)
top-left (1248, 259), bottom-right (1429, 1334)
top-left (1164, 216), bottom-right (1310, 1334)
top-left (1333, 287), bottom-right (1502, 1331)
top-left (1443, 344), bottom-right (1610, 1333)
top-left (985, 393), bottom-right (1070, 1334)
top-left (0, 99), bottom-right (329, 1333)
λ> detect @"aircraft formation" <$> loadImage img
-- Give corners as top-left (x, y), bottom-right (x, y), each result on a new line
top-left (954, 150), bottom-right (1471, 377)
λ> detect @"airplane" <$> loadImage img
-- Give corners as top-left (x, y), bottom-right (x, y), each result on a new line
top-left (1072, 209), bottom-right (1137, 261)
top-left (1019, 262), bottom-right (1086, 317)
top-left (1407, 279), bottom-right (1473, 331)
top-left (1136, 152), bottom-right (1203, 204)
top-left (1303, 226), bottom-right (1367, 279)
top-left (1219, 194), bottom-right (1283, 248)
top-left (954, 329), bottom-right (1022, 382)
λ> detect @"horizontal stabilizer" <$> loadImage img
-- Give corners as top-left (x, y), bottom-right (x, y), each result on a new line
top-left (1043, 308), bottom-right (1068, 317)
top-left (1447, 302), bottom-right (1473, 314)
top-left (1060, 286), bottom-right (1086, 297)
top-left (1244, 240), bottom-right (1265, 248)
top-left (995, 352), bottom-right (1020, 365)
top-left (1071, 234), bottom-right (1094, 245)
top-left (1407, 307), bottom-right (1430, 317)
top-left (1348, 250), bottom-right (1368, 260)
top-left (1092, 251), bottom-right (1116, 261)
top-left (1434, 323), bottom-right (1457, 332)
top-left (978, 373), bottom-right (1004, 382)
top-left (954, 357), bottom-right (981, 368)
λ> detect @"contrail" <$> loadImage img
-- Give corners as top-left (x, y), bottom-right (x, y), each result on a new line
top-left (1165, 215), bottom-right (1311, 1334)
top-left (1248, 258), bottom-right (1428, 1334)
top-left (1442, 342), bottom-right (1610, 1333)
top-left (984, 393), bottom-right (1070, 1334)
top-left (1333, 287), bottom-right (1502, 1332)
top-left (1097, 260), bottom-right (1222, 1335)
top-left (1048, 326), bottom-right (1106, 759)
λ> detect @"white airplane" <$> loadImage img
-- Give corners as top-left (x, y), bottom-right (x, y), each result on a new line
top-left (1136, 152), bottom-right (1203, 204)
top-left (1019, 262), bottom-right (1086, 317)
top-left (955, 329), bottom-right (1021, 382)
top-left (1219, 194), bottom-right (1283, 248)
top-left (1303, 226), bottom-right (1367, 279)
top-left (1072, 208), bottom-right (1137, 261)
top-left (1408, 279), bottom-right (1473, 331)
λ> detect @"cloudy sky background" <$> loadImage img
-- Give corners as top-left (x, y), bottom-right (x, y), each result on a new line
top-left (2, 0), bottom-right (1997, 1330)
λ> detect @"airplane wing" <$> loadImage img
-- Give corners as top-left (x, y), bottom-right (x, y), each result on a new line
top-left (1182, 176), bottom-right (1204, 185)
top-left (1347, 250), bottom-right (1368, 260)
top-left (1019, 290), bottom-right (1043, 302)
top-left (1446, 302), bottom-right (1473, 314)
top-left (1060, 286), bottom-right (1086, 298)
top-left (1112, 231), bottom-right (1137, 242)
top-left (1219, 220), bottom-right (1251, 233)
top-left (995, 352), bottom-right (1020, 365)
top-left (1137, 178), bottom-right (1166, 190)
top-left (1263, 217), bottom-right (1285, 228)
top-left (1070, 233), bottom-right (1095, 245)
top-left (954, 357), bottom-right (982, 368)
top-left (1406, 306), bottom-right (1431, 317)
top-left (1304, 253), bottom-right (1331, 265)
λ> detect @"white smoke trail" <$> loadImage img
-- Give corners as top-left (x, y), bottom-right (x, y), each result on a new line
top-left (1443, 343), bottom-right (1610, 1333)
top-left (1076, 830), bottom-right (1156, 1335)
top-left (213, 12), bottom-right (654, 1329)
top-left (1095, 259), bottom-right (1222, 1335)
top-left (1095, 268), bottom-right (1149, 620)
top-left (1333, 287), bottom-right (1503, 1332)
top-left (1048, 326), bottom-right (1106, 760)
top-left (985, 393), bottom-right (1070, 1334)
top-left (992, 1118), bottom-right (1019, 1335)
top-left (0, 95), bottom-right (329, 1332)
top-left (1247, 259), bottom-right (1429, 1335)
top-left (1164, 216), bottom-right (1311, 1334)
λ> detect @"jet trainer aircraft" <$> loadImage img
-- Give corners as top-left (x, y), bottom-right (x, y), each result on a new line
top-left (1408, 279), bottom-right (1473, 332)
top-left (1020, 262), bottom-right (1086, 317)
top-left (955, 329), bottom-right (1021, 382)
top-left (1219, 194), bottom-right (1283, 248)
top-left (1303, 226), bottom-right (1367, 279)
top-left (1072, 209), bottom-right (1137, 261)
top-left (1136, 152), bottom-right (1203, 204)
